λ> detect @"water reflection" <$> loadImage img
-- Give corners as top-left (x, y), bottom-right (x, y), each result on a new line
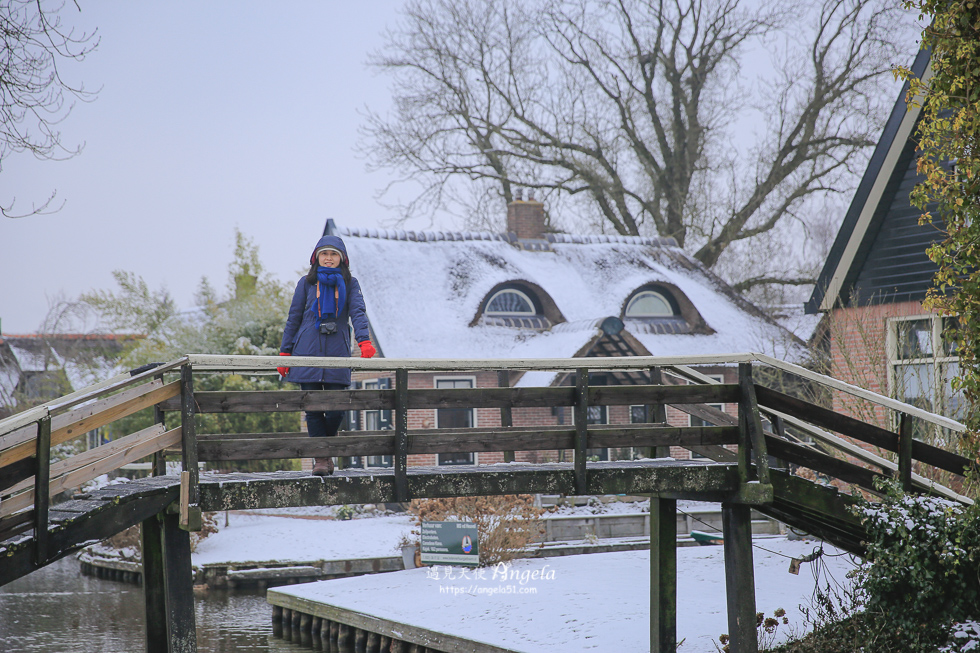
top-left (0, 557), bottom-right (307, 652)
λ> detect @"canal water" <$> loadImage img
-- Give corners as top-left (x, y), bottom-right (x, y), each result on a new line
top-left (0, 556), bottom-right (307, 652)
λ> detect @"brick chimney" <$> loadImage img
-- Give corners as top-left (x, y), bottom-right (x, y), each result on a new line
top-left (506, 189), bottom-right (546, 239)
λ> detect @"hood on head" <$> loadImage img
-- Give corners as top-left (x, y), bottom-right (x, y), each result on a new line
top-left (311, 235), bottom-right (349, 265)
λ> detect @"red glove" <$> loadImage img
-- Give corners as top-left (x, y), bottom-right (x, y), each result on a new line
top-left (358, 340), bottom-right (377, 359)
top-left (277, 352), bottom-right (291, 377)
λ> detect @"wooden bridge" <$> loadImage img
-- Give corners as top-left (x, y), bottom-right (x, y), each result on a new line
top-left (0, 353), bottom-right (974, 653)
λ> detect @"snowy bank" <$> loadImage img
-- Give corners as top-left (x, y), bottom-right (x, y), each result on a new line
top-left (270, 536), bottom-right (858, 653)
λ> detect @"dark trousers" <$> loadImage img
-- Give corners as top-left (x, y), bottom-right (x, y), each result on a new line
top-left (300, 382), bottom-right (347, 438)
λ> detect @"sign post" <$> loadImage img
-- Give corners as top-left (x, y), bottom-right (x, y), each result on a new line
top-left (420, 521), bottom-right (480, 567)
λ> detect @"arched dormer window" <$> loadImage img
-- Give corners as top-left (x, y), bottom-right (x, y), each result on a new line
top-left (622, 284), bottom-right (713, 335)
top-left (472, 281), bottom-right (565, 330)
top-left (486, 289), bottom-right (537, 316)
top-left (624, 290), bottom-right (674, 317)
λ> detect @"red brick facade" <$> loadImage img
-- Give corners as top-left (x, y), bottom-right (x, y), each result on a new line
top-left (826, 300), bottom-right (939, 429)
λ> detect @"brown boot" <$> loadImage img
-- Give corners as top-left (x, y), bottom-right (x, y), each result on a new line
top-left (312, 457), bottom-right (334, 476)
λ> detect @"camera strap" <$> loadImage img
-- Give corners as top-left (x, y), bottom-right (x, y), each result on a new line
top-left (315, 282), bottom-right (341, 318)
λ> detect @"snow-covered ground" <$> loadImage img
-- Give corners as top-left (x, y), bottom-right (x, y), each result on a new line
top-left (191, 499), bottom-right (721, 565)
top-left (193, 511), bottom-right (415, 565)
top-left (273, 537), bottom-right (857, 652)
top-left (195, 507), bottom-right (858, 652)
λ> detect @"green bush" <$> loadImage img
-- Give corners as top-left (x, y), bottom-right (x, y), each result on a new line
top-left (853, 481), bottom-right (980, 651)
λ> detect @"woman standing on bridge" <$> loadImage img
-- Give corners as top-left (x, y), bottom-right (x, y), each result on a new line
top-left (278, 235), bottom-right (376, 476)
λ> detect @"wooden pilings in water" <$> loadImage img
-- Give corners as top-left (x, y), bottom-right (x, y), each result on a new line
top-left (142, 511), bottom-right (198, 653)
top-left (79, 558), bottom-right (143, 585)
top-left (272, 606), bottom-right (440, 653)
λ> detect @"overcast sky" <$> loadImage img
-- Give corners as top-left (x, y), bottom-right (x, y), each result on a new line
top-left (1, 3), bottom-right (921, 336)
top-left (1, 1), bottom-right (440, 334)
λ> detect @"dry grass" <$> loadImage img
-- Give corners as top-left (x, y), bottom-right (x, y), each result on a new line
top-left (406, 495), bottom-right (545, 566)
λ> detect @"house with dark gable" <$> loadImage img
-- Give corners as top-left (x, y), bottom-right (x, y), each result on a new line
top-left (805, 48), bottom-right (963, 431)
top-left (324, 195), bottom-right (804, 470)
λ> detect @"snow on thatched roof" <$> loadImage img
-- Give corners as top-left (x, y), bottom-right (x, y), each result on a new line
top-left (339, 225), bottom-right (804, 383)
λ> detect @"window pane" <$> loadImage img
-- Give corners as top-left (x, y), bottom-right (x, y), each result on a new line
top-left (437, 379), bottom-right (473, 389)
top-left (943, 317), bottom-right (960, 356)
top-left (896, 363), bottom-right (935, 411)
top-left (942, 362), bottom-right (966, 421)
top-left (438, 452), bottom-right (474, 465)
top-left (586, 405), bottom-right (607, 425)
top-left (438, 407), bottom-right (473, 428)
top-left (625, 291), bottom-right (673, 317)
top-left (486, 290), bottom-right (535, 315)
top-left (896, 319), bottom-right (933, 358)
top-left (630, 405), bottom-right (648, 424)
top-left (585, 448), bottom-right (609, 461)
top-left (436, 379), bottom-right (475, 465)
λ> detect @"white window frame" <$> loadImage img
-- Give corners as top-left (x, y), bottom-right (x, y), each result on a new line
top-left (485, 289), bottom-right (537, 316)
top-left (629, 405), bottom-right (649, 424)
top-left (625, 289), bottom-right (675, 317)
top-left (887, 314), bottom-right (962, 432)
top-left (434, 376), bottom-right (478, 465)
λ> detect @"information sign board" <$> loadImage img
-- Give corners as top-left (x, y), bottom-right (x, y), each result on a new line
top-left (420, 520), bottom-right (480, 567)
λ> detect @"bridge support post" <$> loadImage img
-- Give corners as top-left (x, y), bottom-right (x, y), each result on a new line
top-left (650, 497), bottom-right (677, 653)
top-left (179, 365), bottom-right (202, 531)
top-left (141, 513), bottom-right (168, 653)
top-left (394, 368), bottom-right (410, 503)
top-left (152, 373), bottom-right (167, 477)
top-left (722, 503), bottom-right (757, 653)
top-left (738, 363), bottom-right (771, 487)
top-left (573, 369), bottom-right (589, 495)
top-left (142, 511), bottom-right (198, 653)
top-left (32, 415), bottom-right (51, 566)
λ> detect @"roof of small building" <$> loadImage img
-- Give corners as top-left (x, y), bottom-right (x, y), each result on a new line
top-left (336, 223), bottom-right (805, 384)
top-left (0, 334), bottom-right (134, 409)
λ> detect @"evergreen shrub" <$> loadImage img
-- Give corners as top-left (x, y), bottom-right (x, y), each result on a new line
top-left (854, 481), bottom-right (980, 651)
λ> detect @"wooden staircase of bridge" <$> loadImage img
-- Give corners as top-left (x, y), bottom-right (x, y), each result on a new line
top-left (0, 353), bottom-right (974, 653)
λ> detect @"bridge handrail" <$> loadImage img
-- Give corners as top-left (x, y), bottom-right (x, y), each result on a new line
top-left (185, 352), bottom-right (966, 433)
top-left (667, 364), bottom-right (974, 505)
top-left (0, 357), bottom-right (188, 439)
top-left (753, 353), bottom-right (967, 432)
top-left (2, 352), bottom-right (974, 545)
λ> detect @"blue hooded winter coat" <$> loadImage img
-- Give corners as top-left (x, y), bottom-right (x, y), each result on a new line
top-left (280, 235), bottom-right (371, 385)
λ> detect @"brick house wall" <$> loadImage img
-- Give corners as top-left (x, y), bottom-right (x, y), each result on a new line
top-left (826, 300), bottom-right (939, 430)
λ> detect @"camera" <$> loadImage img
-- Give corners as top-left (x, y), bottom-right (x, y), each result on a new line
top-left (319, 320), bottom-right (338, 335)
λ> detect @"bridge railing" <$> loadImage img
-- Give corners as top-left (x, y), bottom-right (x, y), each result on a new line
top-left (0, 359), bottom-right (187, 556)
top-left (0, 353), bottom-right (974, 546)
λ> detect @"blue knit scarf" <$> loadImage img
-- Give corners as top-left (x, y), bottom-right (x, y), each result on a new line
top-left (313, 266), bottom-right (347, 326)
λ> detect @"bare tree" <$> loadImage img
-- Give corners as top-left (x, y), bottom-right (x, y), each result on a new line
top-left (1, 0), bottom-right (98, 218)
top-left (363, 0), bottom-right (911, 291)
